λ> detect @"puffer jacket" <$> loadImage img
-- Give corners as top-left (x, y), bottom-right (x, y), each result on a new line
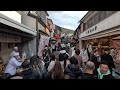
top-left (64, 64), bottom-right (82, 79)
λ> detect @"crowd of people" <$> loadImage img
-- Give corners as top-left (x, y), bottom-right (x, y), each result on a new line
top-left (0, 41), bottom-right (120, 79)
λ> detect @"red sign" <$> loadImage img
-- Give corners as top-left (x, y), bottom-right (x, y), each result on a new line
top-left (54, 34), bottom-right (60, 39)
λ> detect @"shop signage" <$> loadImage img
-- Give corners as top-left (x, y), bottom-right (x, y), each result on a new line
top-left (0, 34), bottom-right (21, 43)
top-left (86, 26), bottom-right (97, 34)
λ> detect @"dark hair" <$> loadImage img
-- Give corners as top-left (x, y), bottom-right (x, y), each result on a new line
top-left (100, 61), bottom-right (109, 66)
top-left (45, 45), bottom-right (48, 47)
top-left (50, 54), bottom-right (55, 61)
top-left (104, 48), bottom-right (109, 51)
top-left (61, 47), bottom-right (66, 50)
top-left (69, 57), bottom-right (78, 65)
top-left (74, 47), bottom-right (76, 50)
top-left (75, 49), bottom-right (80, 55)
top-left (52, 61), bottom-right (64, 79)
top-left (21, 61), bottom-right (30, 69)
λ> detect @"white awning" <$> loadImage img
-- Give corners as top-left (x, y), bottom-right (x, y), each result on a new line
top-left (0, 13), bottom-right (37, 36)
top-left (80, 27), bottom-right (120, 40)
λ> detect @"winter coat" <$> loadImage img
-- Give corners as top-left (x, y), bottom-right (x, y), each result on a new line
top-left (101, 54), bottom-right (115, 69)
top-left (73, 55), bottom-right (83, 68)
top-left (91, 55), bottom-right (101, 70)
top-left (81, 73), bottom-right (98, 79)
top-left (21, 69), bottom-right (39, 79)
top-left (96, 68), bottom-right (115, 79)
top-left (59, 50), bottom-right (69, 61)
top-left (64, 64), bottom-right (82, 79)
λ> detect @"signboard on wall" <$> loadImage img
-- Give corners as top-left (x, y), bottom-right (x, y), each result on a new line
top-left (0, 34), bottom-right (21, 43)
top-left (38, 35), bottom-right (50, 57)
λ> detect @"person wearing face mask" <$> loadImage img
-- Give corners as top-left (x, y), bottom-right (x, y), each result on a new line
top-left (2, 53), bottom-right (24, 79)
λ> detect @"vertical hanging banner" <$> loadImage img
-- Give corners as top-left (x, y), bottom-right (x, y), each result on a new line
top-left (38, 35), bottom-right (50, 58)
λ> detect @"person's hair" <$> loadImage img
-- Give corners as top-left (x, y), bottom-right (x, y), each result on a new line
top-left (75, 49), bottom-right (80, 55)
top-left (52, 61), bottom-right (64, 79)
top-left (69, 57), bottom-right (78, 65)
top-left (21, 61), bottom-right (30, 69)
top-left (94, 49), bottom-right (99, 53)
top-left (104, 48), bottom-right (109, 51)
top-left (45, 45), bottom-right (48, 47)
top-left (30, 55), bottom-right (38, 67)
top-left (86, 61), bottom-right (95, 70)
top-left (100, 61), bottom-right (109, 66)
top-left (50, 54), bottom-right (55, 61)
top-left (64, 75), bottom-right (70, 79)
top-left (74, 47), bottom-right (76, 50)
top-left (61, 47), bottom-right (66, 50)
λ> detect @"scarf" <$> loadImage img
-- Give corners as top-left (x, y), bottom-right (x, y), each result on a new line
top-left (97, 68), bottom-right (111, 79)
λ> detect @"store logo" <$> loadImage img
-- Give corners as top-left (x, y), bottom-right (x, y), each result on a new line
top-left (86, 26), bottom-right (97, 34)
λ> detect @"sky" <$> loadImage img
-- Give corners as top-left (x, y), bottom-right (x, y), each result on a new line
top-left (47, 11), bottom-right (88, 30)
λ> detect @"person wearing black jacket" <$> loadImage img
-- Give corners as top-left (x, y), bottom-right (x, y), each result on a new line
top-left (81, 61), bottom-right (98, 79)
top-left (101, 49), bottom-right (115, 74)
top-left (64, 57), bottom-right (82, 79)
top-left (21, 60), bottom-right (40, 79)
top-left (95, 61), bottom-right (115, 79)
top-left (59, 47), bottom-right (69, 69)
top-left (91, 50), bottom-right (101, 74)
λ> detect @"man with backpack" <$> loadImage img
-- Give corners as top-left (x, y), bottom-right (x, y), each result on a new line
top-left (59, 47), bottom-right (69, 70)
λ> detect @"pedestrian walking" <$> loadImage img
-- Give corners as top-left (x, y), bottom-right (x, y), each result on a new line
top-left (80, 47), bottom-right (89, 65)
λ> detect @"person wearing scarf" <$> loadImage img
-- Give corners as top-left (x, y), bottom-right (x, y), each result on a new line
top-left (96, 61), bottom-right (114, 79)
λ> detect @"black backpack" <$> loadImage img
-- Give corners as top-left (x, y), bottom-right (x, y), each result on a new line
top-left (59, 53), bottom-right (69, 61)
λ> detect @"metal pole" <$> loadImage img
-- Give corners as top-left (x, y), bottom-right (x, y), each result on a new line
top-left (36, 18), bottom-right (39, 55)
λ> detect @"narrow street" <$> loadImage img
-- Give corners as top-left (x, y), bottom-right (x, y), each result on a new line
top-left (0, 11), bottom-right (120, 79)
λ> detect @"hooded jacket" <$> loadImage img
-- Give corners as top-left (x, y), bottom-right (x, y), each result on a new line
top-left (97, 68), bottom-right (114, 79)
top-left (64, 64), bottom-right (82, 79)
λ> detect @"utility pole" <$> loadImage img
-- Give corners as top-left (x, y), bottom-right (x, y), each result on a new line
top-left (36, 18), bottom-right (39, 55)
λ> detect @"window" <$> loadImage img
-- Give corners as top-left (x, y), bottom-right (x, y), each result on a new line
top-left (99, 11), bottom-right (106, 21)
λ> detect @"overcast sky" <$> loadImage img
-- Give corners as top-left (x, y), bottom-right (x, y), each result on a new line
top-left (47, 11), bottom-right (88, 30)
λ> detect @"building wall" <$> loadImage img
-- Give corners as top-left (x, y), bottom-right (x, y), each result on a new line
top-left (22, 37), bottom-right (36, 59)
top-left (0, 11), bottom-right (21, 23)
top-left (80, 11), bottom-right (119, 38)
top-left (40, 11), bottom-right (47, 24)
top-left (0, 43), bottom-right (13, 64)
top-left (21, 11), bottom-right (36, 30)
top-left (36, 11), bottom-right (48, 25)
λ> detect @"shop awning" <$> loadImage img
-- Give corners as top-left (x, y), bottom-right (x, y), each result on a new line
top-left (0, 13), bottom-right (37, 36)
top-left (112, 36), bottom-right (120, 39)
top-left (80, 27), bottom-right (120, 40)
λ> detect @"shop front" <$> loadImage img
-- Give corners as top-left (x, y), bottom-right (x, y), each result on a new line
top-left (0, 14), bottom-right (36, 64)
top-left (80, 28), bottom-right (120, 55)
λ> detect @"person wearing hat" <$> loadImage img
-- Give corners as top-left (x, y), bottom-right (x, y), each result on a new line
top-left (10, 46), bottom-right (19, 58)
top-left (2, 53), bottom-right (24, 79)
top-left (95, 61), bottom-right (114, 79)
top-left (101, 48), bottom-right (115, 75)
